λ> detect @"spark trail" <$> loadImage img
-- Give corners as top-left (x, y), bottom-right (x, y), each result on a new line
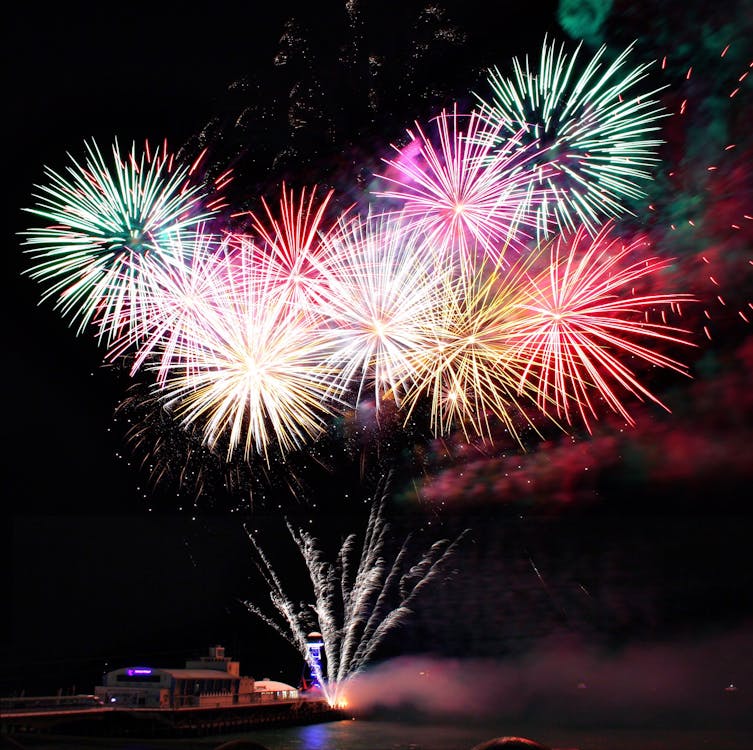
top-left (242, 483), bottom-right (469, 707)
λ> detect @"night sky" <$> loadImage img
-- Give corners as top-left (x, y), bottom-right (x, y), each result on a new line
top-left (4, 0), bottom-right (753, 729)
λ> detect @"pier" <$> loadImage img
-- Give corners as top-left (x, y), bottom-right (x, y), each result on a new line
top-left (1, 697), bottom-right (344, 740)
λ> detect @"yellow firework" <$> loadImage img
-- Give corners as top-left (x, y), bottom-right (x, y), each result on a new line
top-left (398, 249), bottom-right (554, 445)
top-left (153, 243), bottom-right (341, 462)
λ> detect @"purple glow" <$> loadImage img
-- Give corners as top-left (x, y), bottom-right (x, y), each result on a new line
top-left (127, 668), bottom-right (153, 676)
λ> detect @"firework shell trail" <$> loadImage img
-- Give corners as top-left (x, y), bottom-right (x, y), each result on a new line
top-left (243, 481), bottom-right (469, 707)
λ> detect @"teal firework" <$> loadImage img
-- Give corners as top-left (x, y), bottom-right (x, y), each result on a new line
top-left (475, 37), bottom-right (668, 237)
top-left (21, 138), bottom-right (217, 343)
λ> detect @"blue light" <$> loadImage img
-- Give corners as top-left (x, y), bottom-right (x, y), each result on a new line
top-left (305, 632), bottom-right (324, 688)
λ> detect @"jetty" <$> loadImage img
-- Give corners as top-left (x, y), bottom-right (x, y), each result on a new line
top-left (1, 696), bottom-right (342, 740)
top-left (1, 645), bottom-right (345, 741)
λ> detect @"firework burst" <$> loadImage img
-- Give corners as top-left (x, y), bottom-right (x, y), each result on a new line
top-left (104, 228), bottom-right (235, 385)
top-left (374, 105), bottom-right (548, 267)
top-left (245, 182), bottom-right (340, 313)
top-left (397, 251), bottom-right (554, 445)
top-left (475, 37), bottom-right (668, 237)
top-left (316, 211), bottom-right (452, 410)
top-left (509, 223), bottom-right (696, 431)
top-left (151, 243), bottom-right (342, 463)
top-left (21, 138), bottom-right (218, 342)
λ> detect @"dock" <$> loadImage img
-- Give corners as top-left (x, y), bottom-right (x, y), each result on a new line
top-left (1, 697), bottom-right (345, 740)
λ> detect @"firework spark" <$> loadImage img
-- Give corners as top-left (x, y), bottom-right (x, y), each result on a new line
top-left (374, 105), bottom-right (547, 267)
top-left (316, 211), bottom-right (452, 409)
top-left (151, 242), bottom-right (342, 462)
top-left (243, 480), bottom-right (469, 707)
top-left (509, 223), bottom-right (696, 431)
top-left (475, 37), bottom-right (668, 237)
top-left (21, 139), bottom-right (218, 342)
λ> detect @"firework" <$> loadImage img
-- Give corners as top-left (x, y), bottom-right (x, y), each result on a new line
top-left (21, 138), bottom-right (218, 342)
top-left (374, 104), bottom-right (547, 267)
top-left (151, 242), bottom-right (342, 462)
top-left (475, 37), bottom-right (668, 237)
top-left (509, 223), bottom-right (696, 431)
top-left (243, 479), bottom-right (468, 707)
top-left (397, 251), bottom-right (553, 445)
top-left (105, 228), bottom-right (235, 385)
top-left (246, 182), bottom-right (340, 313)
top-left (316, 211), bottom-right (452, 409)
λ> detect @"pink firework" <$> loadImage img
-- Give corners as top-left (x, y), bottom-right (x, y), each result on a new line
top-left (510, 223), bottom-right (697, 431)
top-left (104, 228), bottom-right (237, 386)
top-left (374, 104), bottom-right (550, 268)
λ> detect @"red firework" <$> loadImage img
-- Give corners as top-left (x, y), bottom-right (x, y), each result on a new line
top-left (509, 223), bottom-right (697, 431)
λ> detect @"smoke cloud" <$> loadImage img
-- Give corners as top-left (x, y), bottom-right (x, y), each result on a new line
top-left (344, 624), bottom-right (753, 728)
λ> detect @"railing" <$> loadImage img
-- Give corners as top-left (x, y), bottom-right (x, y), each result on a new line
top-left (1, 694), bottom-right (104, 713)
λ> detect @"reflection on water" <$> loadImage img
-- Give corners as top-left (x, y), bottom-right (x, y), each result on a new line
top-left (295, 722), bottom-right (334, 750)
top-left (7, 719), bottom-right (753, 750)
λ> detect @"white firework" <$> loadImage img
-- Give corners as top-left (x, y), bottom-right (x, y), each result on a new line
top-left (243, 481), bottom-right (468, 707)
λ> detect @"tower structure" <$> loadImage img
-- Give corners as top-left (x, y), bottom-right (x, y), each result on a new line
top-left (304, 631), bottom-right (325, 689)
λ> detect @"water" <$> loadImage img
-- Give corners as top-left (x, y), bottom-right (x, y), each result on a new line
top-left (8, 718), bottom-right (753, 750)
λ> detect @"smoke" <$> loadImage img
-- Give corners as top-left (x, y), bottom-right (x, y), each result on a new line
top-left (343, 624), bottom-right (753, 728)
top-left (414, 334), bottom-right (753, 512)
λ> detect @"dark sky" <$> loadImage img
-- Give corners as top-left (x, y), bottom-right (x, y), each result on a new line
top-left (4, 0), bottom-right (753, 722)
